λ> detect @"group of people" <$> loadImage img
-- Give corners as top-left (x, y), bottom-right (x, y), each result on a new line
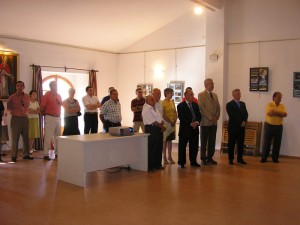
top-left (0, 82), bottom-right (122, 162)
top-left (0, 78), bottom-right (287, 170)
top-left (141, 79), bottom-right (221, 170)
top-left (141, 78), bottom-right (287, 171)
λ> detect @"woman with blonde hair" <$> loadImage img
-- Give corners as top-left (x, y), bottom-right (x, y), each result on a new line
top-left (162, 88), bottom-right (177, 164)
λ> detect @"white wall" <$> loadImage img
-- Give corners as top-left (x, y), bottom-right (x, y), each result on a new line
top-left (0, 37), bottom-right (118, 149)
top-left (226, 0), bottom-right (300, 156)
top-left (118, 47), bottom-right (206, 128)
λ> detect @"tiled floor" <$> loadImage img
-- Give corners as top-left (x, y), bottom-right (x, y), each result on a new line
top-left (0, 146), bottom-right (299, 225)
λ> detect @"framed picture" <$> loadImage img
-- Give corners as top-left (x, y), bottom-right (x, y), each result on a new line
top-left (168, 81), bottom-right (184, 104)
top-left (293, 72), bottom-right (300, 98)
top-left (137, 83), bottom-right (153, 97)
top-left (0, 52), bottom-right (18, 99)
top-left (249, 67), bottom-right (269, 92)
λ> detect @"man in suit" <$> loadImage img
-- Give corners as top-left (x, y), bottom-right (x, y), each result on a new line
top-left (226, 89), bottom-right (248, 165)
top-left (177, 89), bottom-right (202, 168)
top-left (198, 78), bottom-right (221, 165)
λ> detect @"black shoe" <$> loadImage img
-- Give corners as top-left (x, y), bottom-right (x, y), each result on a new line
top-left (155, 166), bottom-right (164, 170)
top-left (191, 162), bottom-right (201, 167)
top-left (229, 160), bottom-right (234, 165)
top-left (207, 159), bottom-right (217, 165)
top-left (178, 164), bottom-right (185, 168)
top-left (23, 155), bottom-right (34, 160)
top-left (237, 160), bottom-right (247, 164)
top-left (11, 158), bottom-right (17, 162)
top-left (272, 159), bottom-right (279, 163)
top-left (260, 159), bottom-right (266, 163)
top-left (44, 156), bottom-right (51, 161)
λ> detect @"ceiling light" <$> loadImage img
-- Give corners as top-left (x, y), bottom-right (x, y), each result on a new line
top-left (194, 6), bottom-right (203, 15)
top-left (191, 0), bottom-right (216, 12)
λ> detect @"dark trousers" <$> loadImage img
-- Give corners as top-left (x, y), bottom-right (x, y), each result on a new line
top-left (145, 125), bottom-right (163, 170)
top-left (228, 125), bottom-right (245, 161)
top-left (11, 116), bottom-right (30, 158)
top-left (178, 134), bottom-right (199, 166)
top-left (84, 113), bottom-right (98, 134)
top-left (63, 116), bottom-right (80, 136)
top-left (200, 125), bottom-right (217, 161)
top-left (262, 123), bottom-right (283, 161)
top-left (103, 120), bottom-right (121, 133)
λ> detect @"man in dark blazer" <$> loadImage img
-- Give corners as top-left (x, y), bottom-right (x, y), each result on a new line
top-left (177, 89), bottom-right (202, 168)
top-left (226, 89), bottom-right (248, 165)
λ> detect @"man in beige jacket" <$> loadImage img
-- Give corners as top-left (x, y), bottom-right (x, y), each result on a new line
top-left (198, 78), bottom-right (220, 165)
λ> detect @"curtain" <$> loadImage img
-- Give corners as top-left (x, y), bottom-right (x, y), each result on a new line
top-left (32, 65), bottom-right (44, 150)
top-left (89, 70), bottom-right (97, 96)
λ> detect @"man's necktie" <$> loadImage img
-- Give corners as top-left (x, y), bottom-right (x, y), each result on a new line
top-left (188, 102), bottom-right (196, 121)
top-left (237, 101), bottom-right (241, 109)
top-left (209, 92), bottom-right (214, 101)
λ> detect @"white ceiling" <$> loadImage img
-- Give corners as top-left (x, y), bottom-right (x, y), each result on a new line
top-left (1, 0), bottom-right (219, 53)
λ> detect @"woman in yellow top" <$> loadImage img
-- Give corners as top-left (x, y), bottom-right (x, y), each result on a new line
top-left (162, 88), bottom-right (177, 164)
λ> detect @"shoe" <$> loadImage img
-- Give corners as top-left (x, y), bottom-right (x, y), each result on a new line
top-left (44, 156), bottom-right (51, 161)
top-left (191, 162), bottom-right (201, 167)
top-left (30, 150), bottom-right (34, 154)
top-left (201, 160), bottom-right (207, 165)
top-left (207, 159), bottom-right (217, 165)
top-left (237, 160), bottom-right (247, 164)
top-left (11, 158), bottom-right (17, 162)
top-left (167, 158), bottom-right (175, 164)
top-left (148, 168), bottom-right (155, 172)
top-left (272, 159), bottom-right (279, 163)
top-left (23, 155), bottom-right (34, 160)
top-left (211, 159), bottom-right (218, 165)
top-left (155, 166), bottom-right (164, 170)
top-left (260, 159), bottom-right (266, 163)
top-left (229, 160), bottom-right (234, 165)
top-left (178, 164), bottom-right (185, 168)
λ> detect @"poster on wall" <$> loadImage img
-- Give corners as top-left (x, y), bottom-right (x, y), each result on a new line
top-left (293, 72), bottom-right (300, 98)
top-left (137, 84), bottom-right (153, 97)
top-left (168, 81), bottom-right (184, 105)
top-left (249, 67), bottom-right (269, 92)
top-left (0, 52), bottom-right (18, 100)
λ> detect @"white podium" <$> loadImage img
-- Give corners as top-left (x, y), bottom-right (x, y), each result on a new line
top-left (57, 133), bottom-right (148, 187)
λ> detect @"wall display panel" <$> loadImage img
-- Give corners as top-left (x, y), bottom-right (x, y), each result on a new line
top-left (293, 72), bottom-right (300, 98)
top-left (168, 81), bottom-right (184, 105)
top-left (249, 67), bottom-right (269, 92)
top-left (137, 84), bottom-right (152, 97)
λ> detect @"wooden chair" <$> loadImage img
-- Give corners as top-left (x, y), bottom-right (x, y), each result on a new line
top-left (244, 121), bottom-right (262, 156)
top-left (220, 121), bottom-right (262, 156)
top-left (220, 121), bottom-right (229, 154)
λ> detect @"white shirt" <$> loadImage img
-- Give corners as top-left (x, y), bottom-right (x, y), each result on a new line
top-left (142, 103), bottom-right (163, 125)
top-left (28, 101), bottom-right (40, 119)
top-left (82, 95), bottom-right (100, 113)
